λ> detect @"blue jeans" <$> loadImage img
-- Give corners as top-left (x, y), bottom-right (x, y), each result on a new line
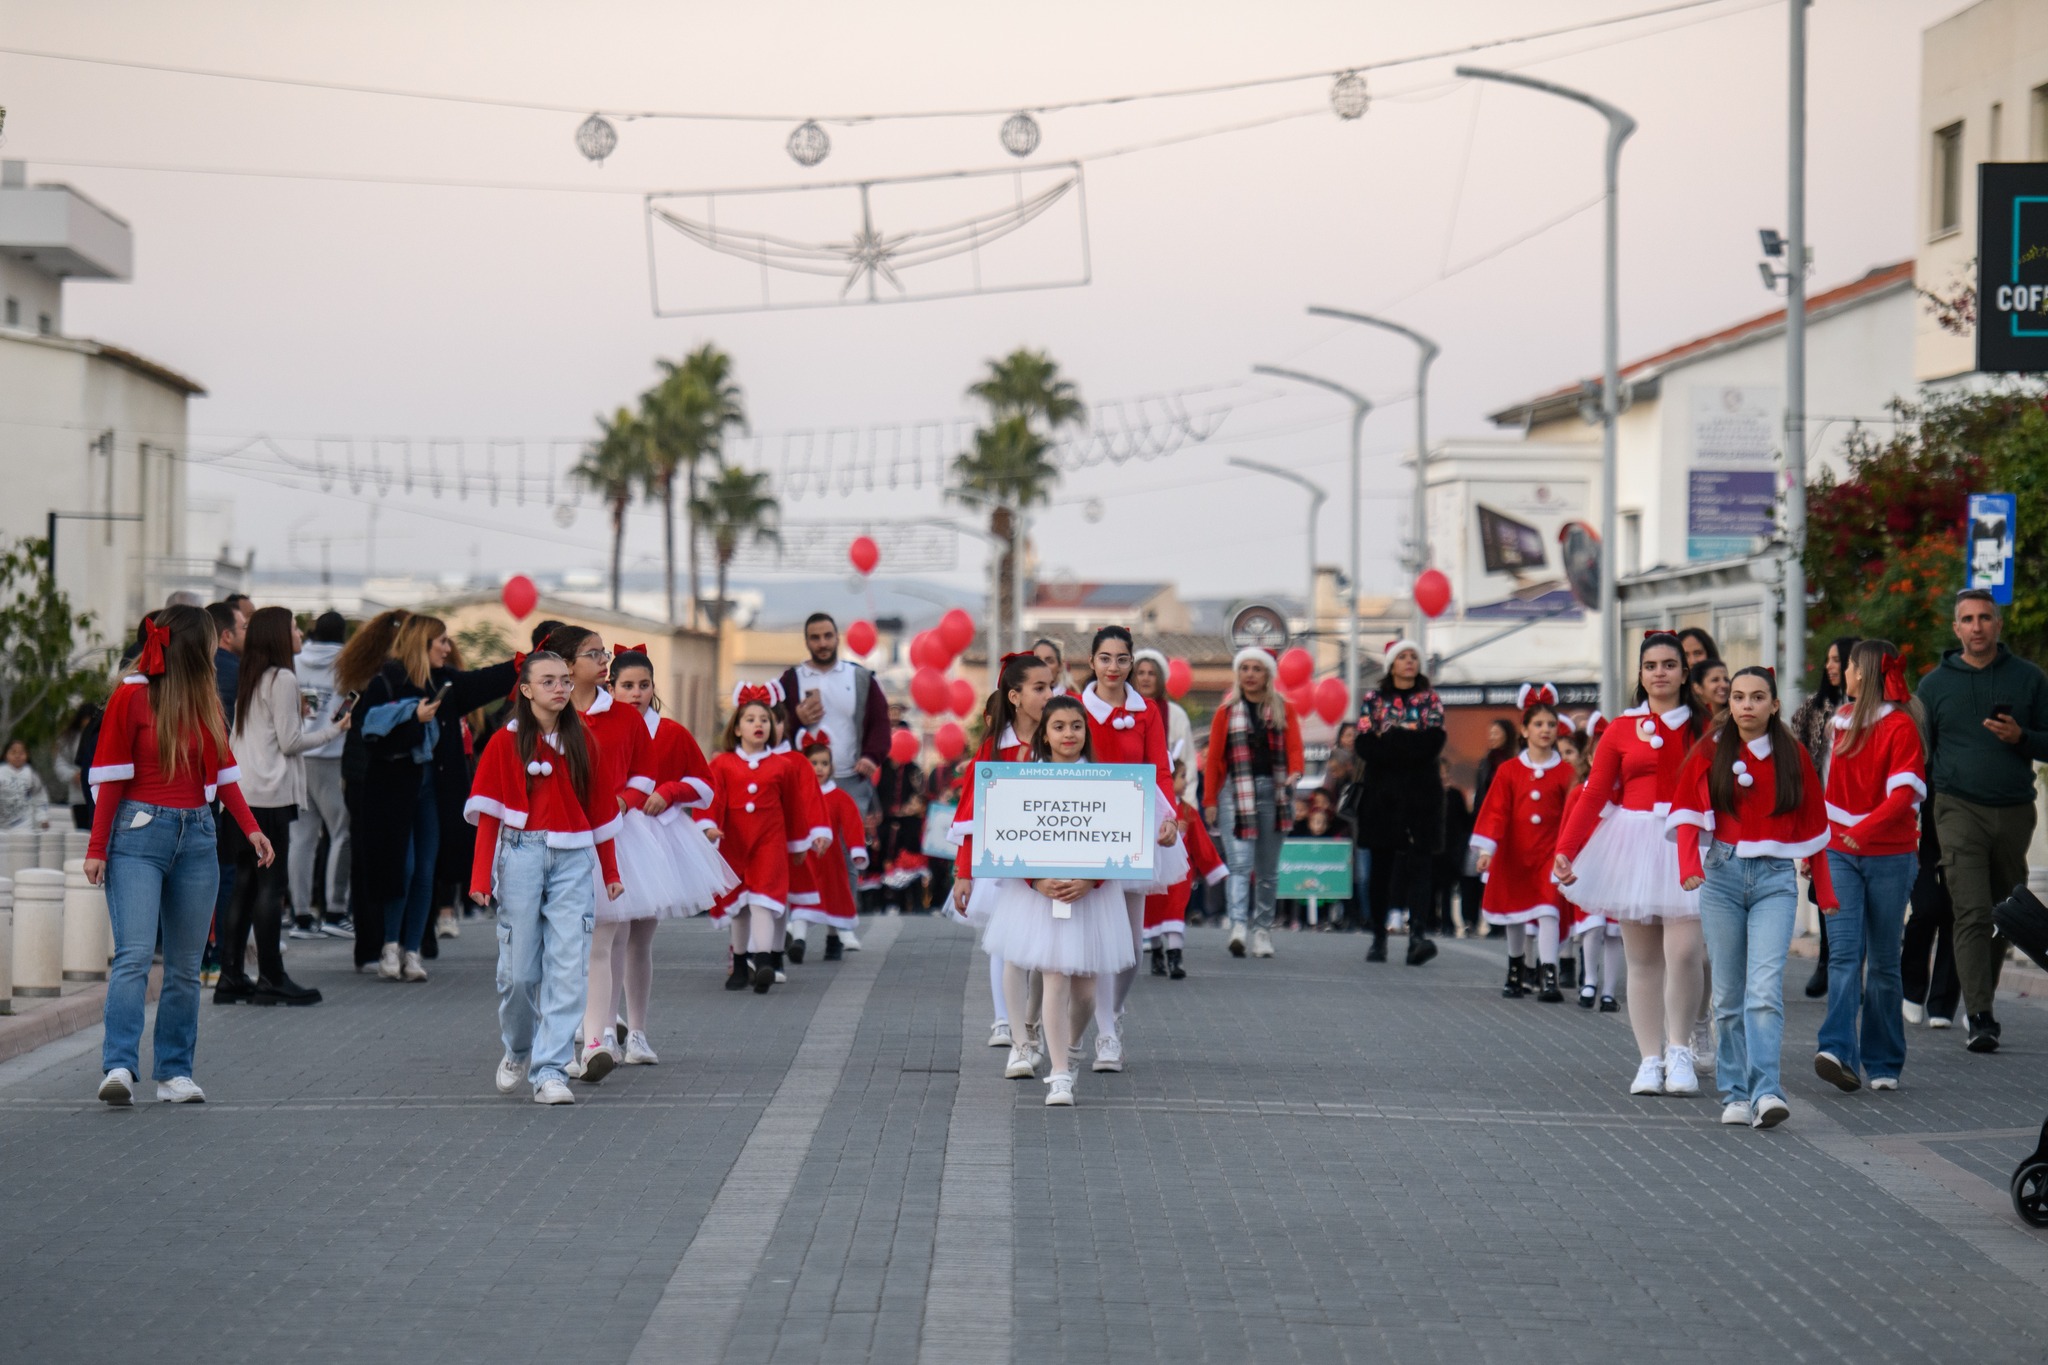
top-left (385, 768), bottom-right (440, 952)
top-left (491, 830), bottom-right (596, 1085)
top-left (102, 802), bottom-right (218, 1081)
top-left (1821, 850), bottom-right (1915, 1080)
top-left (1220, 777), bottom-right (1280, 930)
top-left (1698, 843), bottom-right (1799, 1106)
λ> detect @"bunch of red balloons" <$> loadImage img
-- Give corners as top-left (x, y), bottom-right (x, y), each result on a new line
top-left (907, 608), bottom-right (981, 730)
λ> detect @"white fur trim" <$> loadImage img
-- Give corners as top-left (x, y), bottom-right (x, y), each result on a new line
top-left (1735, 833), bottom-right (1829, 860)
top-left (1204, 863), bottom-right (1229, 886)
top-left (1885, 772), bottom-right (1927, 801)
top-left (1516, 750), bottom-right (1562, 774)
top-left (1468, 834), bottom-right (1499, 855)
top-left (464, 795), bottom-right (529, 829)
top-left (1745, 734), bottom-right (1772, 758)
top-left (1231, 647), bottom-right (1278, 679)
top-left (87, 763), bottom-right (135, 787)
top-left (1384, 639), bottom-right (1420, 662)
top-left (544, 829), bottom-right (596, 850)
top-left (626, 775), bottom-right (657, 795)
top-left (678, 777), bottom-right (714, 810)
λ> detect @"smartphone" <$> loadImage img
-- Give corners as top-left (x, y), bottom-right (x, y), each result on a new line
top-left (433, 681), bottom-right (455, 708)
top-left (333, 690), bottom-right (359, 721)
top-left (1993, 703), bottom-right (2015, 721)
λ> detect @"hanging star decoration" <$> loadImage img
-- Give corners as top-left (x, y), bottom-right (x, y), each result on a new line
top-left (835, 208), bottom-right (915, 297)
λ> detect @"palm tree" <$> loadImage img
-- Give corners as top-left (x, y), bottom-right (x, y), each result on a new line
top-left (571, 407), bottom-right (649, 612)
top-left (690, 463), bottom-right (780, 628)
top-left (641, 344), bottom-right (747, 627)
top-left (955, 349), bottom-right (1085, 646)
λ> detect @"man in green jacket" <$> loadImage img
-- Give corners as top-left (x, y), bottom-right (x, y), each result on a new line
top-left (1916, 589), bottom-right (2048, 1054)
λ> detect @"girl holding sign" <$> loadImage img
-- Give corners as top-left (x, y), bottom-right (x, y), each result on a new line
top-left (1077, 625), bottom-right (1186, 1074)
top-left (950, 651), bottom-right (1056, 1076)
top-left (977, 694), bottom-right (1138, 1107)
top-left (1470, 686), bottom-right (1571, 1002)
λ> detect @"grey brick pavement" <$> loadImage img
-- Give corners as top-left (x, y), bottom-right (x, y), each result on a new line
top-left (2, 916), bottom-right (2046, 1364)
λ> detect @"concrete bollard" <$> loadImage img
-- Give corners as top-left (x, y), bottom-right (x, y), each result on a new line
top-left (37, 826), bottom-right (66, 870)
top-left (0, 876), bottom-right (12, 1015)
top-left (61, 858), bottom-right (108, 982)
top-left (12, 867), bottom-right (64, 998)
top-left (0, 829), bottom-right (36, 883)
top-left (63, 829), bottom-right (89, 864)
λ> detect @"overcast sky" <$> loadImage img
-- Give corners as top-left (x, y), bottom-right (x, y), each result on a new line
top-left (4, 0), bottom-right (1958, 603)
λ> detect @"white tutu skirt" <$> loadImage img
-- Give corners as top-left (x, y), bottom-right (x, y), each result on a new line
top-left (978, 879), bottom-right (1137, 977)
top-left (597, 808), bottom-right (740, 922)
top-left (1558, 808), bottom-right (1700, 923)
top-left (1131, 827), bottom-right (1191, 895)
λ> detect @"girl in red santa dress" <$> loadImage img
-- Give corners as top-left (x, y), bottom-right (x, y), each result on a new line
top-left (698, 683), bottom-right (831, 995)
top-left (1143, 779), bottom-right (1226, 981)
top-left (792, 727), bottom-right (869, 960)
top-left (1555, 634), bottom-right (1708, 1097)
top-left (1471, 686), bottom-right (1571, 1002)
top-left (465, 651), bottom-right (624, 1106)
top-left (1558, 712), bottom-right (1624, 1011)
top-left (1076, 625), bottom-right (1186, 1075)
top-left (949, 651), bottom-right (1057, 1078)
top-left (1668, 665), bottom-right (1835, 1129)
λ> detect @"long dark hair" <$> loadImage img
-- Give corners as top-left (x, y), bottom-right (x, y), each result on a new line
top-left (986, 653), bottom-right (1052, 754)
top-left (1676, 626), bottom-right (1719, 664)
top-left (235, 605), bottom-right (298, 736)
top-left (1031, 694), bottom-right (1095, 762)
top-left (540, 624), bottom-right (597, 665)
top-left (334, 609), bottom-right (407, 695)
top-left (1087, 625), bottom-right (1134, 684)
top-left (1814, 634), bottom-right (1862, 711)
top-left (1686, 658), bottom-right (1728, 717)
top-left (1636, 632), bottom-right (1703, 743)
top-left (609, 647), bottom-right (661, 712)
top-left (147, 604), bottom-right (227, 778)
top-left (511, 652), bottom-right (592, 805)
top-left (1707, 666), bottom-right (1802, 818)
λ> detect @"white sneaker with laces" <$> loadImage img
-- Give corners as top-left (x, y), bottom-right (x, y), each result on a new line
top-left (1720, 1101), bottom-right (1752, 1126)
top-left (1092, 1033), bottom-right (1124, 1073)
top-left (156, 1076), bottom-right (206, 1104)
top-left (1662, 1046), bottom-right (1700, 1096)
top-left (98, 1068), bottom-right (135, 1106)
top-left (570, 1036), bottom-right (616, 1084)
top-left (1927, 1014), bottom-right (1953, 1030)
top-left (623, 1031), bottom-right (659, 1065)
top-left (1869, 1076), bottom-right (1899, 1091)
top-left (1901, 1000), bottom-right (1926, 1025)
top-left (841, 929), bottom-right (861, 951)
top-left (988, 1021), bottom-right (1013, 1049)
top-left (401, 951), bottom-right (429, 982)
top-left (1228, 923), bottom-right (1247, 956)
top-left (1629, 1056), bottom-right (1665, 1096)
top-left (1251, 929), bottom-right (1275, 958)
top-left (533, 1078), bottom-right (575, 1105)
top-left (1751, 1094), bottom-right (1790, 1128)
top-left (495, 1054), bottom-right (526, 1094)
top-left (377, 941), bottom-right (402, 980)
top-left (1003, 1046), bottom-right (1038, 1080)
top-left (1043, 1072), bottom-right (1075, 1107)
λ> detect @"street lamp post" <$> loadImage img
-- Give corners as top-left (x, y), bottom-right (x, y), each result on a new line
top-left (1227, 457), bottom-right (1328, 643)
top-left (1305, 307), bottom-right (1439, 662)
top-left (1783, 0), bottom-right (1810, 708)
top-left (1456, 65), bottom-right (1635, 716)
top-left (1252, 364), bottom-right (1372, 711)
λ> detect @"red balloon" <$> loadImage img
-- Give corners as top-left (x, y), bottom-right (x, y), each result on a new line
top-left (948, 677), bottom-right (977, 718)
top-left (911, 631), bottom-right (948, 670)
top-left (849, 535), bottom-right (880, 576)
top-left (910, 666), bottom-right (950, 714)
top-left (845, 619), bottom-right (877, 656)
top-left (1314, 677), bottom-right (1350, 726)
top-left (1285, 682), bottom-right (1315, 713)
top-left (934, 722), bottom-right (967, 761)
top-left (1277, 647), bottom-right (1314, 689)
top-left (1414, 568), bottom-right (1452, 619)
top-left (938, 608), bottom-right (976, 655)
top-left (501, 574), bottom-right (538, 621)
top-left (1165, 657), bottom-right (1192, 699)
top-left (889, 728), bottom-right (921, 765)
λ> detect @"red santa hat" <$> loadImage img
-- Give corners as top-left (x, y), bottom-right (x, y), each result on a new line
top-left (1231, 646), bottom-right (1278, 679)
top-left (1384, 638), bottom-right (1421, 664)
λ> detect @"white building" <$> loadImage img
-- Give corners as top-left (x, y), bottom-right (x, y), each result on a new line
top-left (0, 160), bottom-right (214, 644)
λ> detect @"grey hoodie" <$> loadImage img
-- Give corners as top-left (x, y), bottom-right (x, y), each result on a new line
top-left (294, 641), bottom-right (349, 760)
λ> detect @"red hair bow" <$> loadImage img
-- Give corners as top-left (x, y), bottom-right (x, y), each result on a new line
top-left (1000, 650), bottom-right (1042, 670)
top-left (732, 680), bottom-right (783, 710)
top-left (1880, 652), bottom-right (1910, 703)
top-left (505, 650), bottom-right (528, 701)
top-left (617, 643), bottom-right (650, 657)
top-left (1517, 682), bottom-right (1558, 709)
top-left (1585, 710), bottom-right (1610, 737)
top-left (135, 617), bottom-right (173, 676)
top-left (798, 727), bottom-right (834, 750)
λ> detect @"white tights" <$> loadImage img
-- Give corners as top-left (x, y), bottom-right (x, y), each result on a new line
top-left (1039, 972), bottom-right (1095, 1078)
top-left (1158, 931), bottom-right (1184, 950)
top-left (728, 906), bottom-right (781, 957)
top-left (1098, 891), bottom-right (1146, 1040)
top-left (1000, 962), bottom-right (1043, 1046)
top-left (1619, 918), bottom-right (1706, 1061)
top-left (582, 918), bottom-right (658, 1043)
top-left (1580, 926), bottom-right (1625, 995)
top-left (1505, 918), bottom-right (1560, 966)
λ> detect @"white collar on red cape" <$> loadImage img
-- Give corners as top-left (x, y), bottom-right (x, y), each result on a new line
top-left (1081, 681), bottom-right (1146, 728)
top-left (999, 725), bottom-right (1021, 749)
top-left (581, 688), bottom-right (615, 718)
top-left (641, 705), bottom-right (661, 737)
top-left (1830, 702), bottom-right (1897, 730)
top-left (1620, 702), bottom-right (1691, 730)
top-left (1745, 733), bottom-right (1774, 759)
top-left (1517, 750), bottom-right (1562, 774)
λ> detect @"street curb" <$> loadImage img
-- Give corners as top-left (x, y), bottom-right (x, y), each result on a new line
top-left (0, 966), bottom-right (160, 1066)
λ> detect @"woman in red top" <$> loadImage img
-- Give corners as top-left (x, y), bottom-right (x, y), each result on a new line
top-left (1471, 687), bottom-right (1571, 1002)
top-left (1669, 665), bottom-right (1834, 1129)
top-left (1555, 633), bottom-right (1706, 1098)
top-left (1814, 640), bottom-right (1926, 1093)
top-left (85, 605), bottom-right (273, 1107)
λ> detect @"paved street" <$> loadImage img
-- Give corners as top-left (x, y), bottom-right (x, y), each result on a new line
top-left (3, 915), bottom-right (2047, 1364)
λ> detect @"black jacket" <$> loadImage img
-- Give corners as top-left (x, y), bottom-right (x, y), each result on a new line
top-left (1352, 723), bottom-right (1446, 854)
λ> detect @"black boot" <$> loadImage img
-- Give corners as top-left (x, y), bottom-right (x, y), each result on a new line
top-left (752, 950), bottom-right (780, 994)
top-left (1150, 943), bottom-right (1167, 976)
top-left (254, 975), bottom-right (323, 1007)
top-left (1537, 964), bottom-right (1562, 1003)
top-left (212, 971), bottom-right (258, 1005)
top-left (1167, 948), bottom-right (1185, 980)
top-left (823, 933), bottom-right (844, 961)
top-left (1366, 936), bottom-right (1388, 963)
top-left (787, 931), bottom-right (806, 965)
top-left (1994, 884), bottom-right (2048, 973)
top-left (1502, 960), bottom-right (1525, 998)
top-left (1406, 935), bottom-right (1438, 967)
top-left (1557, 956), bottom-right (1576, 989)
top-left (725, 952), bottom-right (751, 991)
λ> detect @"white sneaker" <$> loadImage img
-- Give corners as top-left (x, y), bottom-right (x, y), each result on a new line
top-left (1751, 1094), bottom-right (1790, 1128)
top-left (377, 942), bottom-right (402, 980)
top-left (1251, 929), bottom-right (1275, 958)
top-left (1044, 1072), bottom-right (1075, 1107)
top-left (1720, 1101), bottom-right (1752, 1126)
top-left (533, 1078), bottom-right (575, 1105)
top-left (436, 915), bottom-right (459, 939)
top-left (840, 929), bottom-right (861, 950)
top-left (495, 1054), bottom-right (525, 1094)
top-left (1688, 1019), bottom-right (1716, 1070)
top-left (1092, 1033), bottom-right (1124, 1073)
top-left (401, 951), bottom-right (429, 982)
top-left (623, 1031), bottom-right (659, 1065)
top-left (1629, 1056), bottom-right (1665, 1095)
top-left (1662, 1046), bottom-right (1700, 1097)
top-left (1927, 1014), bottom-right (1953, 1030)
top-left (1869, 1075), bottom-right (1899, 1091)
top-left (1228, 922), bottom-right (1247, 957)
top-left (1901, 1000), bottom-right (1926, 1025)
top-left (988, 1021), bottom-right (1013, 1049)
top-left (774, 968), bottom-right (788, 983)
top-left (1003, 1046), bottom-right (1038, 1079)
top-left (569, 1036), bottom-right (616, 1084)
top-left (1813, 1050), bottom-right (1861, 1093)
top-left (97, 1068), bottom-right (135, 1106)
top-left (155, 1076), bottom-right (206, 1104)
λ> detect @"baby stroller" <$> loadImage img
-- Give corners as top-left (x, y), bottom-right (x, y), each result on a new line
top-left (1992, 885), bottom-right (2048, 1227)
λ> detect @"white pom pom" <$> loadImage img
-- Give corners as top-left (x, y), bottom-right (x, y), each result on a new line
top-left (1737, 772), bottom-right (1754, 787)
top-left (1530, 814), bottom-right (1542, 824)
top-left (524, 759), bottom-right (554, 777)
top-left (1650, 735), bottom-right (1664, 749)
top-left (1732, 760), bottom-right (1748, 774)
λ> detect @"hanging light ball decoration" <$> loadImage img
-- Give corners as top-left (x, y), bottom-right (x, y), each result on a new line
top-left (1330, 71), bottom-right (1370, 121)
top-left (787, 120), bottom-right (831, 167)
top-left (999, 111), bottom-right (1042, 158)
top-left (575, 113), bottom-right (619, 164)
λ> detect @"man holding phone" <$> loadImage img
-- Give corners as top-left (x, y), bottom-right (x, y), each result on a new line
top-left (1917, 589), bottom-right (2048, 1053)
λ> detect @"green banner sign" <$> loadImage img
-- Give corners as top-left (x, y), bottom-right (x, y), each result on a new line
top-left (1275, 838), bottom-right (1353, 899)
